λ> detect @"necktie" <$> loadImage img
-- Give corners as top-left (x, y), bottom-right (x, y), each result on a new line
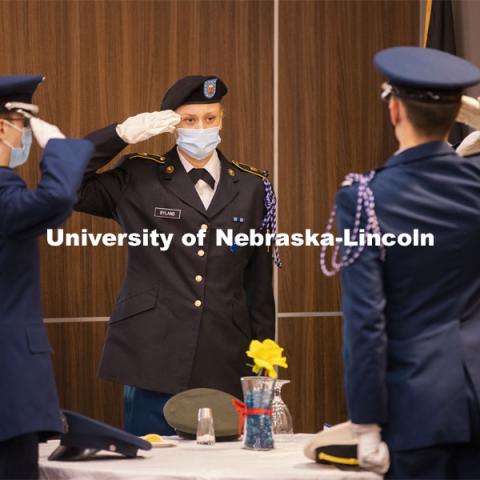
top-left (188, 168), bottom-right (215, 189)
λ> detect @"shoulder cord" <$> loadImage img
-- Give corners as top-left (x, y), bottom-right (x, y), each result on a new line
top-left (320, 171), bottom-right (385, 277)
top-left (262, 178), bottom-right (283, 268)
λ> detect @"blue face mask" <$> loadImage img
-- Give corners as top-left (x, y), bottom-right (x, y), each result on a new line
top-left (2, 121), bottom-right (33, 169)
top-left (176, 127), bottom-right (221, 161)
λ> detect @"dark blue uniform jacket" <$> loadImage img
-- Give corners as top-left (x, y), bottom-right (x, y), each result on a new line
top-left (0, 138), bottom-right (93, 442)
top-left (337, 141), bottom-right (480, 451)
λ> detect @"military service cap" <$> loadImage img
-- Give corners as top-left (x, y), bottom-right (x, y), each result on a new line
top-left (164, 388), bottom-right (241, 441)
top-left (375, 47), bottom-right (480, 103)
top-left (161, 76), bottom-right (228, 110)
top-left (304, 421), bottom-right (359, 467)
top-left (48, 410), bottom-right (152, 461)
top-left (0, 75), bottom-right (43, 113)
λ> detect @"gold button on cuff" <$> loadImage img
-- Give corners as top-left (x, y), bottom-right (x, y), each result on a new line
top-left (195, 275), bottom-right (203, 283)
top-left (194, 300), bottom-right (202, 307)
top-left (197, 249), bottom-right (205, 257)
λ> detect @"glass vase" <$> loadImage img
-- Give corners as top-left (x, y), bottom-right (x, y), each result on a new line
top-left (272, 379), bottom-right (294, 436)
top-left (241, 376), bottom-right (275, 450)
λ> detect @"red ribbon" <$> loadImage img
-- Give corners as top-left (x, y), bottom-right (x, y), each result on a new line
top-left (231, 399), bottom-right (273, 435)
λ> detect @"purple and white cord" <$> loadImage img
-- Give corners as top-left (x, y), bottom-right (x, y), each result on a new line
top-left (262, 179), bottom-right (283, 268)
top-left (320, 171), bottom-right (385, 277)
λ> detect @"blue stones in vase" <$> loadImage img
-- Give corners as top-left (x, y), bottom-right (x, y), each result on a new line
top-left (243, 385), bottom-right (275, 450)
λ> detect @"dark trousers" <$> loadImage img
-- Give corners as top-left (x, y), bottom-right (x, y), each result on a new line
top-left (124, 385), bottom-right (176, 436)
top-left (387, 370), bottom-right (480, 479)
top-left (0, 433), bottom-right (38, 480)
top-left (387, 442), bottom-right (480, 479)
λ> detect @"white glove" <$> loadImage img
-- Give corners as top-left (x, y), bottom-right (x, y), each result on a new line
top-left (457, 95), bottom-right (480, 131)
top-left (456, 130), bottom-right (480, 157)
top-left (116, 110), bottom-right (181, 144)
top-left (30, 117), bottom-right (66, 148)
top-left (351, 423), bottom-right (390, 475)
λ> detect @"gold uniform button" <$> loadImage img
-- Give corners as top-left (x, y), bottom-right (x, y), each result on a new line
top-left (197, 249), bottom-right (205, 257)
top-left (195, 275), bottom-right (203, 283)
top-left (194, 300), bottom-right (202, 307)
top-left (228, 168), bottom-right (235, 177)
top-left (200, 224), bottom-right (208, 231)
top-left (165, 165), bottom-right (175, 174)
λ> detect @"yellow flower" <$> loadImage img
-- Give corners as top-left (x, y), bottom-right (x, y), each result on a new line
top-left (246, 339), bottom-right (288, 379)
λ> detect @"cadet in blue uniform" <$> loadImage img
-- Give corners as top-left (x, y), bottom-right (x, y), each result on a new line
top-left (322, 48), bottom-right (480, 478)
top-left (75, 76), bottom-right (278, 435)
top-left (0, 76), bottom-right (94, 479)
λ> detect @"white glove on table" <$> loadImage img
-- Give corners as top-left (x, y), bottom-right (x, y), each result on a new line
top-left (30, 117), bottom-right (66, 148)
top-left (116, 110), bottom-right (181, 144)
top-left (351, 423), bottom-right (390, 475)
top-left (457, 95), bottom-right (480, 131)
top-left (456, 130), bottom-right (480, 157)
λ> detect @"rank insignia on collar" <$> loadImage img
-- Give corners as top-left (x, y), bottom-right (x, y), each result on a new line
top-left (203, 78), bottom-right (217, 99)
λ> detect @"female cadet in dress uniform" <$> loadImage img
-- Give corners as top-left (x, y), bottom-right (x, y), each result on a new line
top-left (0, 76), bottom-right (94, 479)
top-left (75, 76), bottom-right (278, 435)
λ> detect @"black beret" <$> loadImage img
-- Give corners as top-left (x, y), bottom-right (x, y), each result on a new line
top-left (161, 76), bottom-right (227, 110)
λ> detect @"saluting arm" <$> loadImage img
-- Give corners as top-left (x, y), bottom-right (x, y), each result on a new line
top-left (75, 111), bottom-right (180, 219)
top-left (74, 124), bottom-right (129, 219)
top-left (83, 124), bottom-right (128, 176)
top-left (0, 137), bottom-right (94, 239)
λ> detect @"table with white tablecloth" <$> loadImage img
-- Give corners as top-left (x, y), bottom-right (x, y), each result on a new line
top-left (39, 434), bottom-right (380, 480)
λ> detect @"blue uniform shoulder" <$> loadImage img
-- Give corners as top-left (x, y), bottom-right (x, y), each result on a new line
top-left (339, 167), bottom-right (384, 188)
top-left (0, 167), bottom-right (23, 182)
top-left (336, 183), bottom-right (358, 211)
top-left (0, 168), bottom-right (26, 202)
top-left (335, 167), bottom-right (384, 210)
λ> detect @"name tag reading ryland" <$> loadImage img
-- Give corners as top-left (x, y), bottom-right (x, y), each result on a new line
top-left (154, 208), bottom-right (182, 220)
